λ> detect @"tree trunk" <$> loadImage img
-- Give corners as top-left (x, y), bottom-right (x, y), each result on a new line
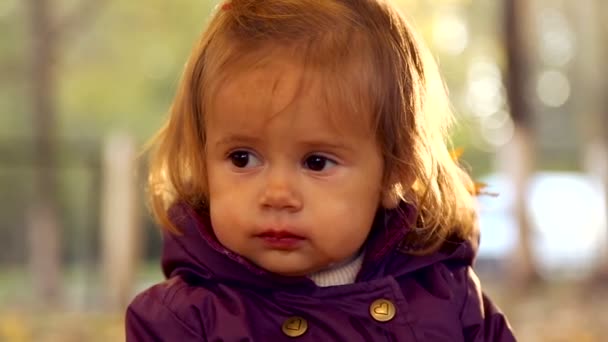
top-left (101, 134), bottom-right (141, 311)
top-left (570, 0), bottom-right (608, 282)
top-left (502, 0), bottom-right (541, 287)
top-left (601, 85), bottom-right (608, 281)
top-left (26, 0), bottom-right (62, 307)
top-left (595, 1), bottom-right (608, 283)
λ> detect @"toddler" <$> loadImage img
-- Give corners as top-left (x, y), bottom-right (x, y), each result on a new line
top-left (126, 0), bottom-right (516, 341)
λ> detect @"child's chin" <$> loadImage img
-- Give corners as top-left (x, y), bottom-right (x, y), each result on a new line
top-left (262, 263), bottom-right (314, 277)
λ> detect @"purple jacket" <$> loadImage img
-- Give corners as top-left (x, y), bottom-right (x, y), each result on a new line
top-left (126, 203), bottom-right (516, 341)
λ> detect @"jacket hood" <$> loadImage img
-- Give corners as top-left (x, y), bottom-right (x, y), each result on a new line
top-left (160, 202), bottom-right (478, 291)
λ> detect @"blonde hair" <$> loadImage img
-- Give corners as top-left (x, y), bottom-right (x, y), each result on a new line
top-left (147, 0), bottom-right (477, 255)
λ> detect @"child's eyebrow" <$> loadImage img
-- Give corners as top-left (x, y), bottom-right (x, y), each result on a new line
top-left (214, 135), bottom-right (355, 153)
top-left (297, 140), bottom-right (355, 153)
top-left (214, 135), bottom-right (262, 147)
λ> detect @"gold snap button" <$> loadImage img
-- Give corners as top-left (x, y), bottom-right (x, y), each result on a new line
top-left (369, 298), bottom-right (396, 322)
top-left (281, 316), bottom-right (308, 337)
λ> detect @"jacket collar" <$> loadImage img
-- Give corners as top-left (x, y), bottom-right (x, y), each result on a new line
top-left (161, 202), bottom-right (476, 291)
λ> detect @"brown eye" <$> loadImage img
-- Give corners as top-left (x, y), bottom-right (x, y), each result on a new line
top-left (303, 155), bottom-right (336, 172)
top-left (229, 151), bottom-right (260, 168)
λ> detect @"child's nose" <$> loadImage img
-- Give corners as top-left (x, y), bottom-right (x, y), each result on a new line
top-left (259, 170), bottom-right (302, 212)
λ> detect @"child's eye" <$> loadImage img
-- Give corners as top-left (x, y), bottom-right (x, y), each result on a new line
top-left (228, 150), bottom-right (261, 168)
top-left (303, 154), bottom-right (337, 172)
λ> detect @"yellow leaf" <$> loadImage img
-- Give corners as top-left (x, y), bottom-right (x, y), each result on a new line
top-left (450, 147), bottom-right (465, 161)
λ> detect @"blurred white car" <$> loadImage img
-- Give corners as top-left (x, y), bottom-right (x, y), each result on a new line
top-left (476, 171), bottom-right (607, 279)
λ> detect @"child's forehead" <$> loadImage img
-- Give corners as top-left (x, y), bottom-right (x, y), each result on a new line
top-left (208, 54), bottom-right (376, 137)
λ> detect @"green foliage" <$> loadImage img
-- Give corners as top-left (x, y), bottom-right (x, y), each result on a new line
top-left (57, 0), bottom-right (218, 141)
top-left (0, 0), bottom-right (29, 137)
top-left (0, 0), bottom-right (219, 142)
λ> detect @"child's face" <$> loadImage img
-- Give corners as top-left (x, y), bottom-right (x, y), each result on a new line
top-left (205, 58), bottom-right (385, 276)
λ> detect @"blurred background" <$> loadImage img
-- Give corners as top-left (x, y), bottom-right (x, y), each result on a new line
top-left (0, 0), bottom-right (606, 341)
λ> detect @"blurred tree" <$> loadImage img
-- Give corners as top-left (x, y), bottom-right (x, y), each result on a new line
top-left (26, 0), bottom-right (62, 308)
top-left (570, 0), bottom-right (608, 282)
top-left (603, 11), bottom-right (608, 282)
top-left (602, 68), bottom-right (608, 281)
top-left (25, 0), bottom-right (105, 308)
top-left (502, 0), bottom-right (541, 287)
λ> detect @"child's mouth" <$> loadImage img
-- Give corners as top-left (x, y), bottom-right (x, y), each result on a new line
top-left (256, 231), bottom-right (306, 250)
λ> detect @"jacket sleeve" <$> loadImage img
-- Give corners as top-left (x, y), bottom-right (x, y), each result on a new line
top-left (458, 267), bottom-right (517, 342)
top-left (125, 288), bottom-right (206, 342)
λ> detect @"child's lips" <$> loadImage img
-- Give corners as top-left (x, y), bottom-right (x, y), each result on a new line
top-left (257, 230), bottom-right (306, 239)
top-left (255, 230), bottom-right (306, 250)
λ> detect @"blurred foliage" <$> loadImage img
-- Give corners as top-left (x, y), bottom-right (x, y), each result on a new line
top-left (0, 0), bottom-right (217, 141)
top-left (57, 0), bottom-right (217, 141)
top-left (0, 311), bottom-right (124, 342)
